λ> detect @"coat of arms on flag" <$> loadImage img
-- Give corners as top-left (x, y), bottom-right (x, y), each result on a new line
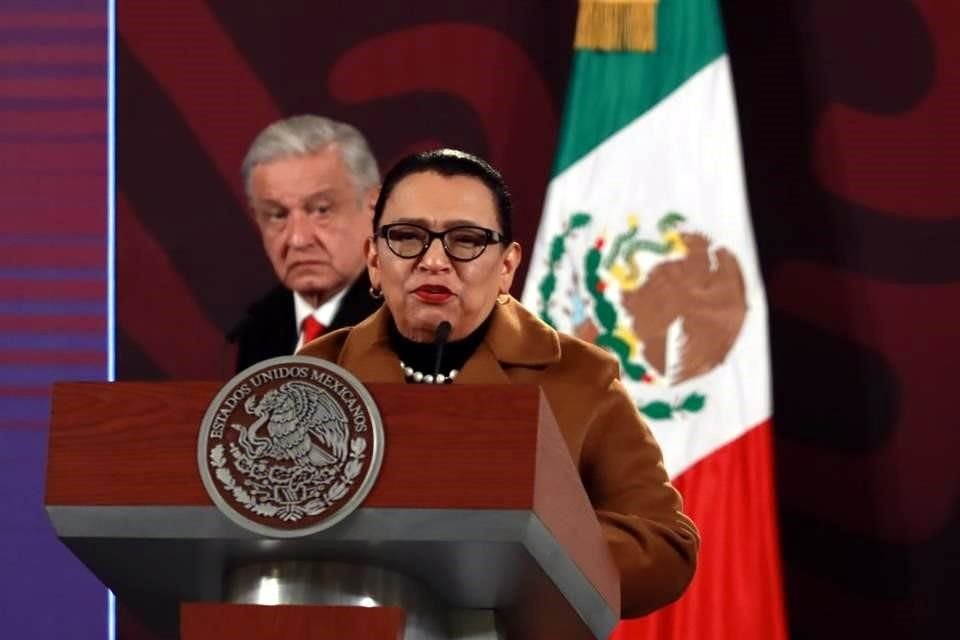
top-left (535, 209), bottom-right (747, 422)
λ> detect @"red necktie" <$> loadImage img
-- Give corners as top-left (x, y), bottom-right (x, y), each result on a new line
top-left (301, 316), bottom-right (326, 344)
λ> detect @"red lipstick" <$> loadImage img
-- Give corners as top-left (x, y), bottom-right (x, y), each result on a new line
top-left (414, 285), bottom-right (453, 303)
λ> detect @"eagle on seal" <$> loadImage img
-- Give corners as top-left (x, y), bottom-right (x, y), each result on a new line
top-left (241, 381), bottom-right (349, 467)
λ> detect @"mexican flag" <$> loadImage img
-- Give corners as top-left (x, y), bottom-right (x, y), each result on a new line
top-left (521, 1), bottom-right (788, 638)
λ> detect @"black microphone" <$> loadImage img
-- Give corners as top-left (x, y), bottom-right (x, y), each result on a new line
top-left (433, 321), bottom-right (452, 377)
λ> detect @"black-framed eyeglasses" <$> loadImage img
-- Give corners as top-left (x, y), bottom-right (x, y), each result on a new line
top-left (376, 223), bottom-right (505, 262)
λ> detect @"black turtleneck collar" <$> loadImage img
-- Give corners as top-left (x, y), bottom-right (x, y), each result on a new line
top-left (388, 312), bottom-right (493, 377)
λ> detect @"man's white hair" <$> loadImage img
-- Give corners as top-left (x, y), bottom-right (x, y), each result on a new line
top-left (241, 114), bottom-right (380, 197)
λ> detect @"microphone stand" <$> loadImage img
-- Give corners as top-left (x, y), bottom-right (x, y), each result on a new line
top-left (433, 321), bottom-right (452, 378)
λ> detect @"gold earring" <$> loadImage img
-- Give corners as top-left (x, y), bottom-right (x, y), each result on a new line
top-left (496, 293), bottom-right (510, 305)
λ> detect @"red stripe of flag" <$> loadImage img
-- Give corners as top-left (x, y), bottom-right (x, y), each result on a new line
top-left (612, 420), bottom-right (788, 640)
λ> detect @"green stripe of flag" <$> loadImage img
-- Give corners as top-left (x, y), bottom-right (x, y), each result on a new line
top-left (552, 0), bottom-right (728, 176)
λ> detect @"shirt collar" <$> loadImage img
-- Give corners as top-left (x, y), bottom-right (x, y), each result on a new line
top-left (293, 285), bottom-right (350, 348)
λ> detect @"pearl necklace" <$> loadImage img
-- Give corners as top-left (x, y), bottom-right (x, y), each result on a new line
top-left (399, 361), bottom-right (458, 384)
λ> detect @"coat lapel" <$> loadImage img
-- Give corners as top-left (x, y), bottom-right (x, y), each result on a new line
top-left (456, 297), bottom-right (561, 384)
top-left (335, 308), bottom-right (405, 383)
top-left (454, 342), bottom-right (511, 384)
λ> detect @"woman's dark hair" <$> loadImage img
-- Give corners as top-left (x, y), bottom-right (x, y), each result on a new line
top-left (372, 149), bottom-right (513, 243)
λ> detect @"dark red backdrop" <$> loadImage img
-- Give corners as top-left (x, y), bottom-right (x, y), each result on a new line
top-left (723, 1), bottom-right (959, 637)
top-left (115, 1), bottom-right (959, 638)
top-left (116, 1), bottom-right (575, 380)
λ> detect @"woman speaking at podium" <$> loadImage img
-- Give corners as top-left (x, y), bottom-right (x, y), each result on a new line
top-left (298, 148), bottom-right (699, 618)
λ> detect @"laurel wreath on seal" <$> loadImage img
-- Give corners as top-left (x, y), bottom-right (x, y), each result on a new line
top-left (537, 211), bottom-right (707, 421)
top-left (209, 437), bottom-right (367, 522)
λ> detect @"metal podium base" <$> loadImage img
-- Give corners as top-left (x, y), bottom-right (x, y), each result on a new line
top-left (225, 561), bottom-right (504, 640)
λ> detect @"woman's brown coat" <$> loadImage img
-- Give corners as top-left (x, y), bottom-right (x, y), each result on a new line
top-left (299, 297), bottom-right (699, 618)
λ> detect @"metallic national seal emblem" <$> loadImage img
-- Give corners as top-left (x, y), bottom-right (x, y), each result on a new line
top-left (198, 356), bottom-right (384, 537)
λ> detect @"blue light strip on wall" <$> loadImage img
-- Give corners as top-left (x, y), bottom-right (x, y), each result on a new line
top-left (107, 0), bottom-right (116, 384)
top-left (107, 0), bottom-right (117, 638)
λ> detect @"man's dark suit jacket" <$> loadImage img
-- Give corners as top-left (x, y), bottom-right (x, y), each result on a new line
top-left (232, 272), bottom-right (380, 372)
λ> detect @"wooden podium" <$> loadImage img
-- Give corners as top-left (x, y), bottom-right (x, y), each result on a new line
top-left (46, 382), bottom-right (620, 639)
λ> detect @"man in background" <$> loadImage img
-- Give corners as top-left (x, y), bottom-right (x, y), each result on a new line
top-left (231, 115), bottom-right (382, 371)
